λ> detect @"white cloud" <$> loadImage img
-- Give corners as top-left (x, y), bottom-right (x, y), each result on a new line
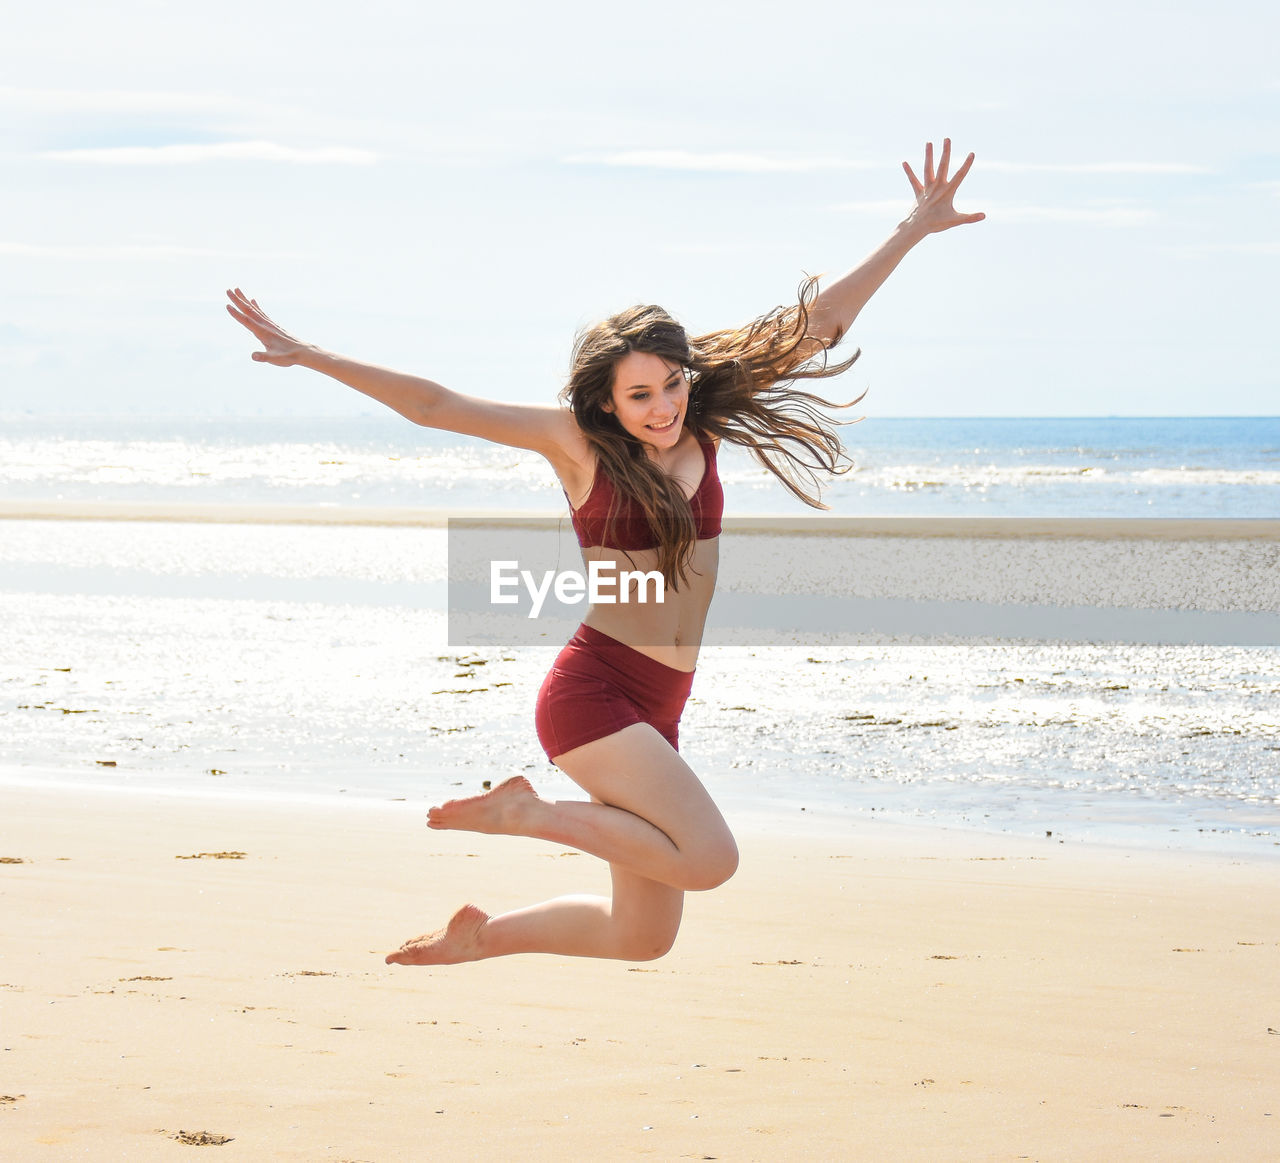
top-left (0, 241), bottom-right (296, 260)
top-left (831, 200), bottom-right (1155, 226)
top-left (39, 141), bottom-right (379, 165)
top-left (565, 151), bottom-right (1210, 181)
top-left (983, 160), bottom-right (1212, 175)
top-left (987, 204), bottom-right (1156, 226)
top-left (564, 150), bottom-right (878, 173)
top-left (828, 200), bottom-right (913, 215)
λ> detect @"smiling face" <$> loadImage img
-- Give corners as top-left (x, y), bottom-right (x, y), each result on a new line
top-left (603, 351), bottom-right (690, 450)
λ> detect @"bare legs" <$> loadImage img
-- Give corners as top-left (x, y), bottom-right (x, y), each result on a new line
top-left (384, 724), bottom-right (736, 965)
top-left (383, 869), bottom-right (684, 964)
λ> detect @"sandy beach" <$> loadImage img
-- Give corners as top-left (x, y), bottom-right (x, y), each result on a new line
top-left (3, 505), bottom-right (1279, 1157)
top-left (3, 784), bottom-right (1278, 1161)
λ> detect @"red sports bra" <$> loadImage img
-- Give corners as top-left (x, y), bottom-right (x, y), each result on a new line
top-left (568, 437), bottom-right (724, 551)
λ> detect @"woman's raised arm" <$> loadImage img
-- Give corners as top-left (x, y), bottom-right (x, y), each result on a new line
top-left (806, 138), bottom-right (985, 348)
top-left (224, 288), bottom-right (581, 459)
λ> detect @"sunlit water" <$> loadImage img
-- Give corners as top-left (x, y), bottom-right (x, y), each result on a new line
top-left (2, 518), bottom-right (1277, 855)
top-left (4, 414), bottom-right (1279, 516)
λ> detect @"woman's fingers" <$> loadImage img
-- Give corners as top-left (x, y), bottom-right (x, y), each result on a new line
top-left (227, 289), bottom-right (283, 335)
top-left (240, 292), bottom-right (288, 334)
top-left (227, 289), bottom-right (256, 323)
top-left (225, 300), bottom-right (269, 339)
top-left (912, 139), bottom-right (975, 196)
top-left (943, 151), bottom-right (983, 223)
top-left (946, 150), bottom-right (976, 194)
top-left (228, 288), bottom-right (269, 324)
top-left (901, 141), bottom-right (985, 232)
top-left (226, 293), bottom-right (274, 344)
top-left (225, 287), bottom-right (306, 365)
top-left (225, 301), bottom-right (260, 334)
top-left (225, 306), bottom-right (275, 359)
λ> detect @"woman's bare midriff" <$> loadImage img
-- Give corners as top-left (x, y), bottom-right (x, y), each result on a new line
top-left (579, 539), bottom-right (719, 672)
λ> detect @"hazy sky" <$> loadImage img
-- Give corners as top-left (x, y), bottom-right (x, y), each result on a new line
top-left (2, 0), bottom-right (1277, 417)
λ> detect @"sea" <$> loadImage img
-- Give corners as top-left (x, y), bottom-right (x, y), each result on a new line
top-left (2, 413), bottom-right (1278, 854)
top-left (3, 414), bottom-right (1278, 516)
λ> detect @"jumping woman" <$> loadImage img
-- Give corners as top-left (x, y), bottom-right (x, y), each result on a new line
top-left (226, 138), bottom-right (984, 965)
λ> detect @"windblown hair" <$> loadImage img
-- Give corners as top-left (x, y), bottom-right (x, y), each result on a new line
top-left (561, 277), bottom-right (862, 585)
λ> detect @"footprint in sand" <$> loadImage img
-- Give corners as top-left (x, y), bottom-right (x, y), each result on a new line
top-left (169, 1130), bottom-right (234, 1146)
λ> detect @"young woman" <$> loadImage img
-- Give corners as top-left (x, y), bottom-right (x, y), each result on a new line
top-left (226, 138), bottom-right (984, 966)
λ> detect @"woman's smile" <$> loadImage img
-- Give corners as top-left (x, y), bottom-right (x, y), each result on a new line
top-left (606, 351), bottom-right (690, 447)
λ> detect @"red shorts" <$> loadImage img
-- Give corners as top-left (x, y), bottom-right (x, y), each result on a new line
top-left (535, 624), bottom-right (695, 761)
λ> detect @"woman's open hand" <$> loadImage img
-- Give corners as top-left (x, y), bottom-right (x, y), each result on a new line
top-left (901, 139), bottom-right (986, 235)
top-left (225, 288), bottom-right (311, 366)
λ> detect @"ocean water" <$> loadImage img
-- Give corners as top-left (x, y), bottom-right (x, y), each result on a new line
top-left (3, 414), bottom-right (1279, 516)
top-left (1, 414), bottom-right (1278, 853)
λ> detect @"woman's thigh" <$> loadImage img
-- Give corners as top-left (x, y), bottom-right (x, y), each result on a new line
top-left (554, 723), bottom-right (736, 861)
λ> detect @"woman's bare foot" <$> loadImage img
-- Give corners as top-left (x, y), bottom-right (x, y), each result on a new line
top-left (384, 904), bottom-right (490, 966)
top-left (427, 776), bottom-right (543, 835)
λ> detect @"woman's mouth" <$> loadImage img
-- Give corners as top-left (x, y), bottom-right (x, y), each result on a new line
top-left (646, 415), bottom-right (679, 434)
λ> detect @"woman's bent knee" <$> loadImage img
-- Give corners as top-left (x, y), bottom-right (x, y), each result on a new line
top-left (621, 932), bottom-right (678, 962)
top-left (682, 837), bottom-right (739, 892)
top-left (614, 918), bottom-right (680, 961)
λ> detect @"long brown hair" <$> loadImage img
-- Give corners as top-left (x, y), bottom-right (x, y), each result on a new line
top-left (561, 277), bottom-right (861, 585)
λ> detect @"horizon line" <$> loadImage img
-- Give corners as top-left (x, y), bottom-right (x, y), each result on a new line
top-left (4, 411), bottom-right (1278, 424)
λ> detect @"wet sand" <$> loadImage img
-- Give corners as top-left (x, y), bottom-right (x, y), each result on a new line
top-left (2, 501), bottom-right (1278, 539)
top-left (3, 784), bottom-right (1277, 1160)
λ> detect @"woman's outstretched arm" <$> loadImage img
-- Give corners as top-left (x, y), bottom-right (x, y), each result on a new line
top-left (224, 289), bottom-right (582, 460)
top-left (806, 138), bottom-right (985, 348)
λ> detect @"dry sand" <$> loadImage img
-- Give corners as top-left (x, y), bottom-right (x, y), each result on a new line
top-left (2, 784), bottom-right (1277, 1161)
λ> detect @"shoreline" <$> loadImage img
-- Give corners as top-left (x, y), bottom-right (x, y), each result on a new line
top-left (3, 763), bottom-right (1277, 863)
top-left (3, 782), bottom-right (1278, 1159)
top-left (3, 499), bottom-right (1280, 538)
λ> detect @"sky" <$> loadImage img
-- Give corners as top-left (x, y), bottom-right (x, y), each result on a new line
top-left (1, 0), bottom-right (1277, 418)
